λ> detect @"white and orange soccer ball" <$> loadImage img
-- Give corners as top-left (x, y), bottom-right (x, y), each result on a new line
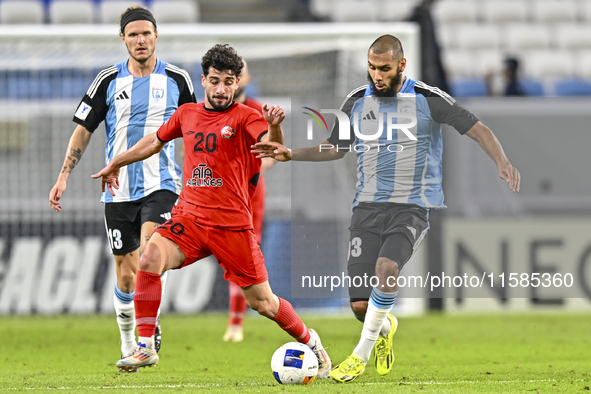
top-left (271, 342), bottom-right (318, 385)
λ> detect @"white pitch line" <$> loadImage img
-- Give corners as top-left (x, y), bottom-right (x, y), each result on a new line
top-left (0, 378), bottom-right (586, 391)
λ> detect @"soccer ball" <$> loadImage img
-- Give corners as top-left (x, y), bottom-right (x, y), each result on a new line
top-left (271, 342), bottom-right (318, 385)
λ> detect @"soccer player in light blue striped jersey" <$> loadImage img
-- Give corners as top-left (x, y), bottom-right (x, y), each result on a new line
top-left (253, 34), bottom-right (520, 382)
top-left (49, 6), bottom-right (196, 370)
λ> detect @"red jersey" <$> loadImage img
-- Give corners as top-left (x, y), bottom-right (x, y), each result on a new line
top-left (244, 97), bottom-right (263, 113)
top-left (242, 97), bottom-right (266, 243)
top-left (157, 102), bottom-right (268, 230)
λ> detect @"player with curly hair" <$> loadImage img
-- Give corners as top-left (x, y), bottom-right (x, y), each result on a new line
top-left (93, 44), bottom-right (331, 377)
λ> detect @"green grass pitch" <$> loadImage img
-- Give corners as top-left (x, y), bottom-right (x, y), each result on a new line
top-left (0, 312), bottom-right (589, 393)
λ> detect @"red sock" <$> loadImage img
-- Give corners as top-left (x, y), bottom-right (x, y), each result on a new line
top-left (229, 281), bottom-right (248, 327)
top-left (134, 270), bottom-right (161, 338)
top-left (272, 298), bottom-right (311, 344)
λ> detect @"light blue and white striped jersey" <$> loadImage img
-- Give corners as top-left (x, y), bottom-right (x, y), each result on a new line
top-left (327, 77), bottom-right (478, 209)
top-left (73, 58), bottom-right (196, 202)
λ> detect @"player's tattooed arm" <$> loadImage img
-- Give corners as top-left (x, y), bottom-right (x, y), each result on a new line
top-left (58, 126), bottom-right (93, 179)
top-left (49, 125), bottom-right (93, 212)
top-left (62, 147), bottom-right (83, 174)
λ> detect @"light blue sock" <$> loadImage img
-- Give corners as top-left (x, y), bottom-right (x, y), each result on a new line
top-left (353, 288), bottom-right (397, 363)
top-left (114, 285), bottom-right (136, 354)
top-left (114, 285), bottom-right (134, 304)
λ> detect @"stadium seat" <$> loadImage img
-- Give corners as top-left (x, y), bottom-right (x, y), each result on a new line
top-left (554, 24), bottom-right (591, 51)
top-left (377, 0), bottom-right (416, 21)
top-left (523, 50), bottom-right (574, 79)
top-left (574, 50), bottom-right (591, 79)
top-left (455, 24), bottom-right (500, 50)
top-left (504, 24), bottom-right (551, 51)
top-left (433, 0), bottom-right (478, 24)
top-left (329, 0), bottom-right (378, 22)
top-left (519, 78), bottom-right (545, 96)
top-left (450, 78), bottom-right (488, 97)
top-left (50, 0), bottom-right (95, 24)
top-left (531, 0), bottom-right (577, 23)
top-left (2, 70), bottom-right (31, 99)
top-left (0, 69), bottom-right (89, 100)
top-left (0, 1), bottom-right (44, 24)
top-left (100, 1), bottom-right (147, 24)
top-left (442, 49), bottom-right (475, 79)
top-left (482, 0), bottom-right (528, 23)
top-left (309, 0), bottom-right (333, 20)
top-left (554, 79), bottom-right (591, 96)
top-left (581, 0), bottom-right (591, 22)
top-left (438, 23), bottom-right (456, 49)
top-left (150, 0), bottom-right (200, 23)
top-left (473, 49), bottom-right (504, 76)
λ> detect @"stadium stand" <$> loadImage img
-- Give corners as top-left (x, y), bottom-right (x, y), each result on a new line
top-left (482, 0), bottom-right (529, 24)
top-left (473, 49), bottom-right (504, 76)
top-left (437, 23), bottom-right (455, 50)
top-left (432, 0), bottom-right (478, 24)
top-left (100, 0), bottom-right (148, 24)
top-left (49, 0), bottom-right (95, 24)
top-left (0, 0), bottom-right (44, 24)
top-left (554, 78), bottom-right (591, 96)
top-left (151, 0), bottom-right (200, 23)
top-left (582, 0), bottom-right (591, 21)
top-left (523, 50), bottom-right (575, 79)
top-left (519, 78), bottom-right (545, 97)
top-left (450, 78), bottom-right (488, 97)
top-left (455, 24), bottom-right (501, 51)
top-left (2, 0), bottom-right (591, 96)
top-left (504, 24), bottom-right (551, 52)
top-left (554, 24), bottom-right (591, 51)
top-left (377, 0), bottom-right (415, 22)
top-left (330, 0), bottom-right (379, 22)
top-left (309, 0), bottom-right (333, 20)
top-left (574, 50), bottom-right (591, 78)
top-left (442, 49), bottom-right (475, 78)
top-left (532, 0), bottom-right (578, 24)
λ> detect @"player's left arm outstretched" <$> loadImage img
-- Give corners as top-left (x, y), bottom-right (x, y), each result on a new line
top-left (92, 133), bottom-right (166, 196)
top-left (466, 122), bottom-right (521, 192)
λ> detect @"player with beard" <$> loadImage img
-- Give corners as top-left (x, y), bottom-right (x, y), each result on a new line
top-left (49, 5), bottom-right (195, 371)
top-left (253, 34), bottom-right (520, 382)
top-left (223, 60), bottom-right (275, 342)
top-left (92, 44), bottom-right (331, 377)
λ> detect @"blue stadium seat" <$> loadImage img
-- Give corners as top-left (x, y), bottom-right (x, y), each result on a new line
top-left (450, 79), bottom-right (488, 97)
top-left (59, 69), bottom-right (94, 99)
top-left (5, 71), bottom-right (34, 100)
top-left (554, 79), bottom-right (591, 97)
top-left (520, 78), bottom-right (545, 97)
top-left (0, 69), bottom-right (94, 100)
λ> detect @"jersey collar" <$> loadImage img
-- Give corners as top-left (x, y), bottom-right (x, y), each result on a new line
top-left (120, 58), bottom-right (162, 78)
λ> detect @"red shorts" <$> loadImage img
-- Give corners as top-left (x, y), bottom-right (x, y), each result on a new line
top-left (155, 212), bottom-right (268, 288)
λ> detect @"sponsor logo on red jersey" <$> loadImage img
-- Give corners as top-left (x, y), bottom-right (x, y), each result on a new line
top-left (186, 164), bottom-right (223, 187)
top-left (221, 126), bottom-right (235, 139)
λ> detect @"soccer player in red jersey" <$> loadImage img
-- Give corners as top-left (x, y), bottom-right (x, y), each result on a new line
top-left (223, 60), bottom-right (275, 342)
top-left (92, 44), bottom-right (331, 377)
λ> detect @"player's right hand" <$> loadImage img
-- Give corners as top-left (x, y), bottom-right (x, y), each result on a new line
top-left (251, 141), bottom-right (292, 162)
top-left (49, 179), bottom-right (67, 212)
top-left (91, 165), bottom-right (120, 196)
